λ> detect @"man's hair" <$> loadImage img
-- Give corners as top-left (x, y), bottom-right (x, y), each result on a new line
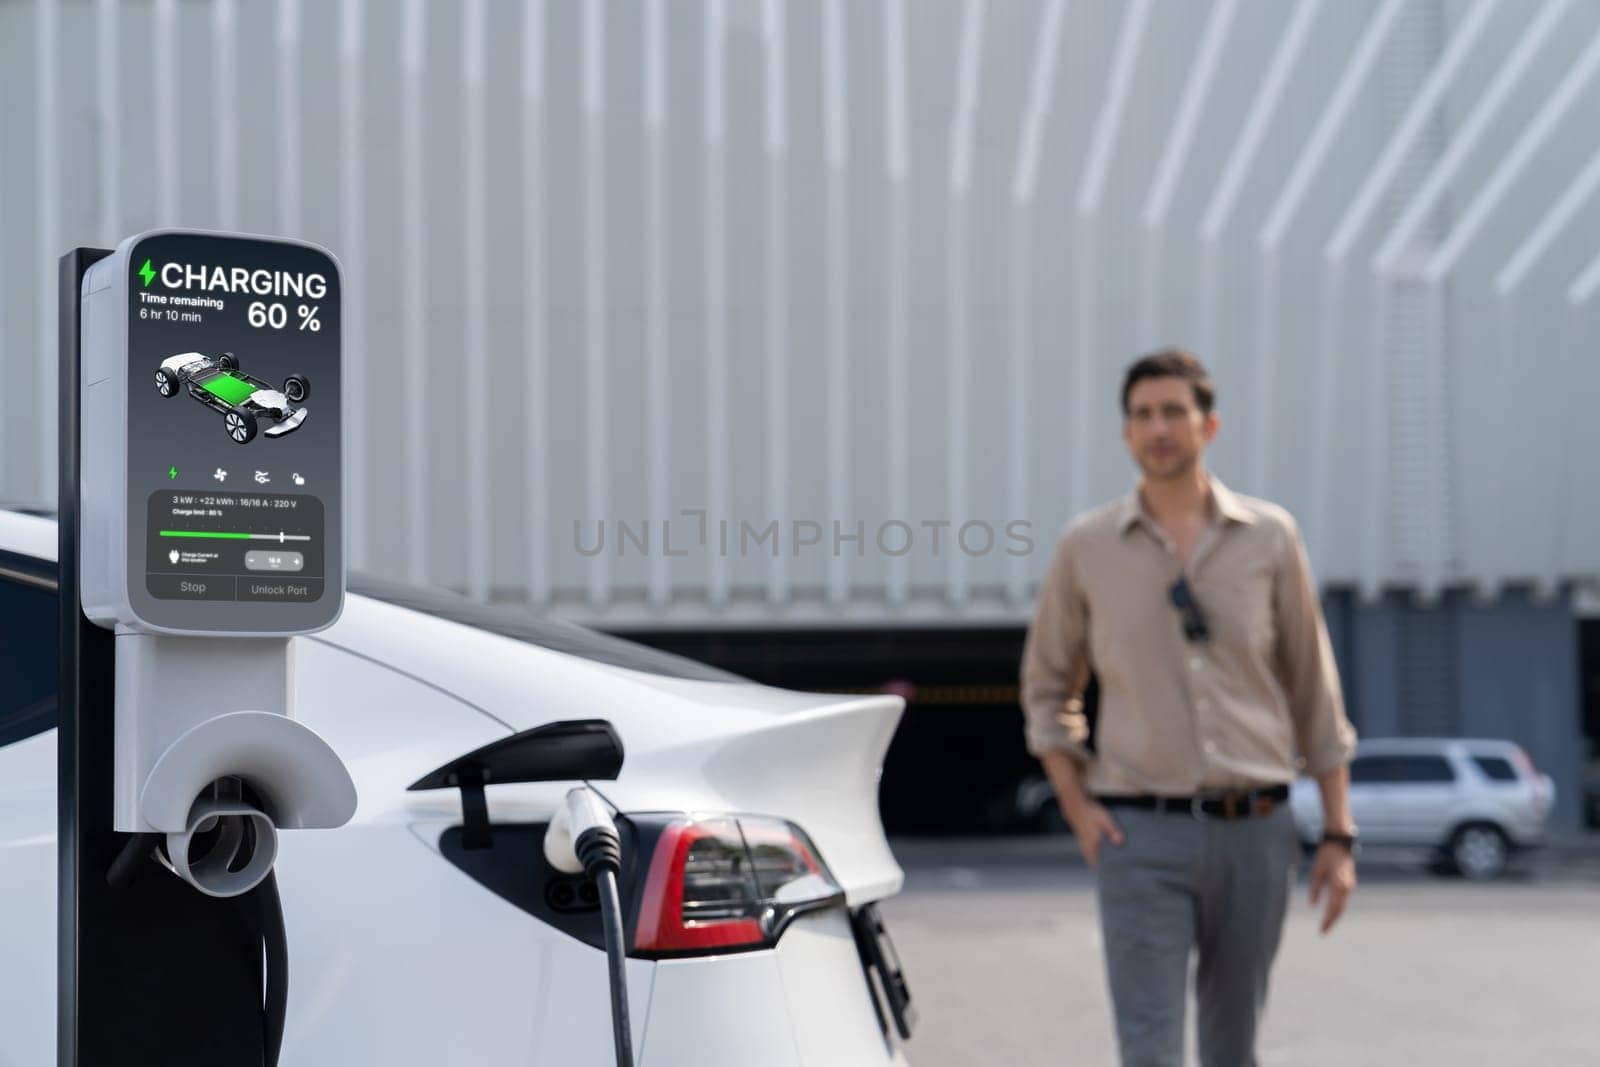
top-left (1119, 348), bottom-right (1215, 416)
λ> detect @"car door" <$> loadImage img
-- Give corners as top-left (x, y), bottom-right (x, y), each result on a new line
top-left (0, 556), bottom-right (61, 1067)
top-left (1384, 754), bottom-right (1460, 844)
top-left (1345, 754), bottom-right (1394, 842)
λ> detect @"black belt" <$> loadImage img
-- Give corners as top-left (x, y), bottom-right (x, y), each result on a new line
top-left (1098, 783), bottom-right (1290, 821)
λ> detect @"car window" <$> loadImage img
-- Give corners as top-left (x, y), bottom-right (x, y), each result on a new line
top-left (0, 570), bottom-right (58, 747)
top-left (349, 573), bottom-right (748, 684)
top-left (1390, 754), bottom-right (1455, 783)
top-left (1472, 755), bottom-right (1517, 782)
top-left (1350, 754), bottom-right (1457, 784)
top-left (1349, 756), bottom-right (1386, 784)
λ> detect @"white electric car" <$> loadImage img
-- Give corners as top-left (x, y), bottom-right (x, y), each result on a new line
top-left (0, 508), bottom-right (914, 1066)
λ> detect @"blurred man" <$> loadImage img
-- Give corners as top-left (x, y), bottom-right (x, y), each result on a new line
top-left (1019, 349), bottom-right (1358, 1067)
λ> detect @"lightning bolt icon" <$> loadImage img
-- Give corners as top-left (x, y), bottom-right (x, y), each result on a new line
top-left (138, 259), bottom-right (155, 287)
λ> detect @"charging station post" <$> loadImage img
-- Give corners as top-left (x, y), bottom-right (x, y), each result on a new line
top-left (59, 231), bottom-right (356, 1066)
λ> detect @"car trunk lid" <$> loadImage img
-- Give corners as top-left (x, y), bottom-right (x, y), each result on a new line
top-left (321, 595), bottom-right (907, 903)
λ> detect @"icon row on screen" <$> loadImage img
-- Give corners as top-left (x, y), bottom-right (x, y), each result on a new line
top-left (200, 468), bottom-right (307, 487)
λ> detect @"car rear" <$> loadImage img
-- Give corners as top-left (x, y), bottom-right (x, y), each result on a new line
top-left (320, 586), bottom-right (916, 1064)
top-left (1464, 743), bottom-right (1555, 848)
top-left (608, 813), bottom-right (911, 1065)
top-left (403, 801), bottom-right (911, 1065)
top-left (642, 910), bottom-right (910, 1066)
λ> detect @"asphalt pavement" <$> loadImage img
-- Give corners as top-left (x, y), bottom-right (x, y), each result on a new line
top-left (879, 834), bottom-right (1600, 1067)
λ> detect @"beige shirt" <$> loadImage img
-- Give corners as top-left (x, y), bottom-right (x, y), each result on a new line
top-left (1019, 478), bottom-right (1356, 795)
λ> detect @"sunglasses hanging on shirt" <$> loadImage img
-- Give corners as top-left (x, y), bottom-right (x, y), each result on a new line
top-left (1168, 575), bottom-right (1210, 643)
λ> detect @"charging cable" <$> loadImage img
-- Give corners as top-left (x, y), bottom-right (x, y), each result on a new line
top-left (545, 786), bottom-right (635, 1067)
top-left (107, 831), bottom-right (288, 1067)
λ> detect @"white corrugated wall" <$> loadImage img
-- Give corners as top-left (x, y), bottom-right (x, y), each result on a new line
top-left (1, 0), bottom-right (1597, 627)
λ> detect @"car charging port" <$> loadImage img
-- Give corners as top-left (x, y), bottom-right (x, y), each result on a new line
top-left (544, 873), bottom-right (599, 914)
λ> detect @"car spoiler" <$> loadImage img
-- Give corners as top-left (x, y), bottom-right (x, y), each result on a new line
top-left (407, 718), bottom-right (624, 849)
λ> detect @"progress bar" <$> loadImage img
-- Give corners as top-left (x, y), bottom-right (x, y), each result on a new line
top-left (159, 530), bottom-right (313, 543)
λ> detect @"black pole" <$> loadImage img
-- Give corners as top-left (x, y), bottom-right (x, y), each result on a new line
top-left (58, 249), bottom-right (272, 1067)
top-left (57, 246), bottom-right (112, 1067)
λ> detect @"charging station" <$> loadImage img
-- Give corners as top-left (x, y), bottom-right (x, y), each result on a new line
top-left (60, 230), bottom-right (355, 1066)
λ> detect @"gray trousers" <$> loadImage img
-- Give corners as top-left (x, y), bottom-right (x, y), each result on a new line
top-left (1093, 805), bottom-right (1300, 1067)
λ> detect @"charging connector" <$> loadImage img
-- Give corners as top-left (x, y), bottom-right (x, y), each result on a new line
top-left (545, 786), bottom-right (634, 1067)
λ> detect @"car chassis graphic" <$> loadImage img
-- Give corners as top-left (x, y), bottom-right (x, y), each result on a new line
top-left (154, 351), bottom-right (310, 444)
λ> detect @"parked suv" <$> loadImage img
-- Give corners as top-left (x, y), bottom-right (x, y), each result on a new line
top-left (1290, 738), bottom-right (1555, 880)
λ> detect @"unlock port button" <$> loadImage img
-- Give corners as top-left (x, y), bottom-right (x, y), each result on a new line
top-left (244, 550), bottom-right (305, 573)
top-left (239, 578), bottom-right (324, 603)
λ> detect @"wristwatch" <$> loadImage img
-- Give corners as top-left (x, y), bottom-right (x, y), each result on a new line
top-left (1320, 827), bottom-right (1360, 855)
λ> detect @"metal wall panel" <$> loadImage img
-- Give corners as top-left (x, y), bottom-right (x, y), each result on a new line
top-left (1, 0), bottom-right (1597, 628)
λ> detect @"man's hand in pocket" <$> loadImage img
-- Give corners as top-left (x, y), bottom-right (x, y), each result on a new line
top-left (1063, 797), bottom-right (1125, 867)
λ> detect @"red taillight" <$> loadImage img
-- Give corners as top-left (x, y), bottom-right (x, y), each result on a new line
top-left (633, 816), bottom-right (843, 956)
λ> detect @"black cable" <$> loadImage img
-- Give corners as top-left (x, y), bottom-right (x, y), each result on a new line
top-left (113, 813), bottom-right (285, 1064)
top-left (594, 869), bottom-right (633, 1067)
top-left (259, 871), bottom-right (289, 1067)
top-left (106, 832), bottom-right (160, 889)
top-left (231, 867), bottom-right (289, 1067)
top-left (576, 826), bottom-right (634, 1067)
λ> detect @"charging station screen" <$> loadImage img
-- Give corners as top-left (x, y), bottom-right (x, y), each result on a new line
top-left (125, 233), bottom-right (341, 630)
